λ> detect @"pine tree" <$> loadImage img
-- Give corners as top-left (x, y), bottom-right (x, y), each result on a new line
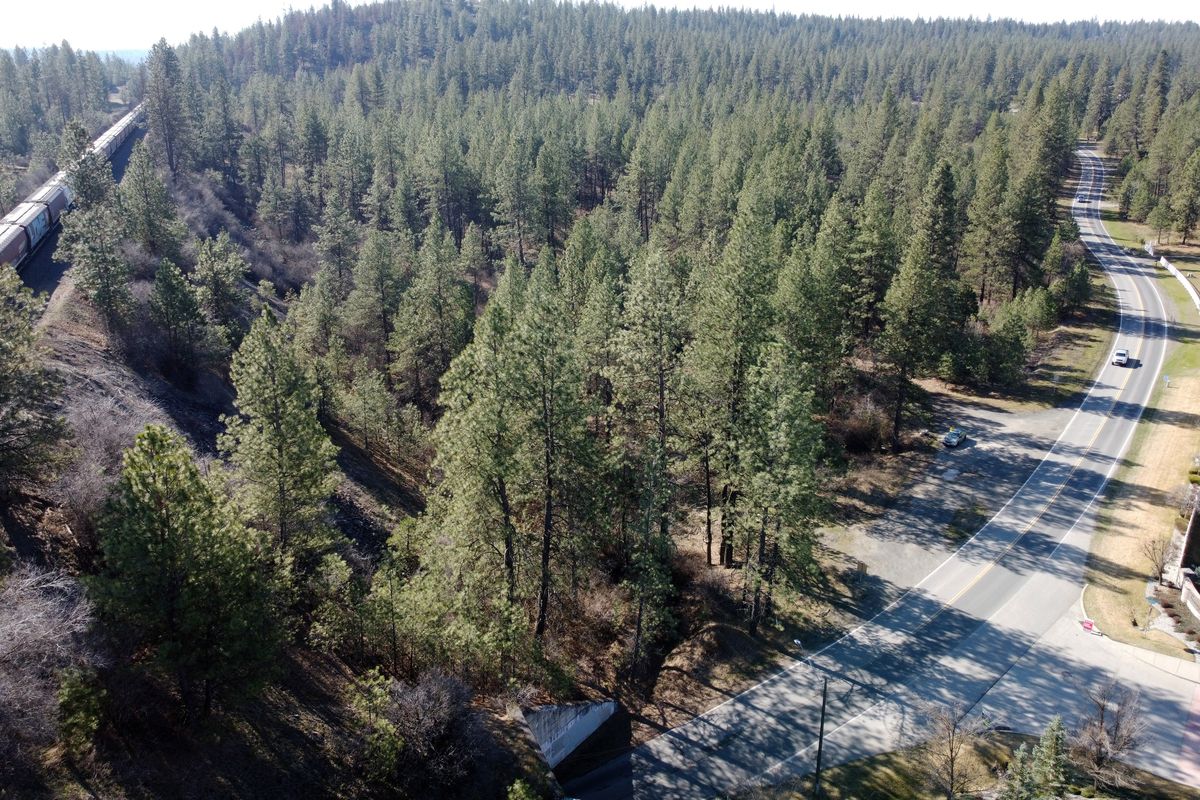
top-left (513, 257), bottom-right (591, 641)
top-left (686, 184), bottom-right (780, 562)
top-left (879, 161), bottom-right (963, 449)
top-left (120, 141), bottom-right (182, 257)
top-left (190, 232), bottom-right (247, 333)
top-left (150, 259), bottom-right (204, 364)
top-left (776, 195), bottom-right (856, 400)
top-left (58, 119), bottom-right (115, 209)
top-left (435, 265), bottom-right (527, 609)
top-left (961, 124), bottom-right (1018, 305)
top-left (611, 249), bottom-right (686, 665)
top-left (848, 179), bottom-right (900, 336)
top-left (534, 137), bottom-right (576, 250)
top-left (0, 265), bottom-right (64, 487)
top-left (997, 743), bottom-right (1036, 800)
top-left (739, 343), bottom-right (821, 634)
top-left (145, 39), bottom-right (189, 175)
top-left (93, 425), bottom-right (279, 717)
top-left (57, 199), bottom-right (132, 329)
top-left (459, 222), bottom-right (490, 307)
top-left (219, 310), bottom-right (339, 570)
top-left (315, 198), bottom-right (360, 300)
top-left (1172, 150), bottom-right (1200, 245)
top-left (343, 228), bottom-right (408, 372)
top-left (1031, 716), bottom-right (1067, 798)
top-left (492, 132), bottom-right (536, 266)
top-left (389, 217), bottom-right (472, 407)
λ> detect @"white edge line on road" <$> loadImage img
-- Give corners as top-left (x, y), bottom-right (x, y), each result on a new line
top-left (743, 148), bottom-right (1171, 788)
top-left (653, 147), bottom-right (1129, 743)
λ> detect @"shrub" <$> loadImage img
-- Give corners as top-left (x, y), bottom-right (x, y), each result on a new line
top-left (57, 668), bottom-right (105, 759)
top-left (350, 668), bottom-right (487, 798)
top-left (54, 396), bottom-right (161, 553)
top-left (508, 779), bottom-right (541, 800)
top-left (0, 568), bottom-right (99, 785)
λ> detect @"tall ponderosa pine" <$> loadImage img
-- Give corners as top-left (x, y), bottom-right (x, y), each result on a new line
top-left (961, 124), bottom-right (1018, 304)
top-left (145, 38), bottom-right (189, 175)
top-left (58, 199), bottom-right (132, 329)
top-left (848, 179), bottom-right (900, 336)
top-left (120, 140), bottom-right (182, 258)
top-left (0, 265), bottom-right (64, 487)
top-left (435, 265), bottom-right (526, 608)
top-left (389, 218), bottom-right (472, 407)
top-left (94, 425), bottom-right (278, 717)
top-left (58, 119), bottom-right (116, 210)
top-left (220, 310), bottom-right (339, 568)
top-left (739, 343), bottom-right (822, 635)
top-left (1172, 149), bottom-right (1200, 244)
top-left (879, 161), bottom-right (963, 448)
top-left (315, 198), bottom-right (360, 301)
top-left (190, 232), bottom-right (247, 334)
top-left (513, 257), bottom-right (591, 641)
top-left (611, 249), bottom-right (686, 665)
top-left (343, 228), bottom-right (408, 373)
top-left (150, 259), bottom-right (204, 364)
top-left (685, 185), bottom-right (779, 563)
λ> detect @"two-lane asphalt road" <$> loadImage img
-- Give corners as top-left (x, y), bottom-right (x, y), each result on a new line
top-left (566, 146), bottom-right (1174, 799)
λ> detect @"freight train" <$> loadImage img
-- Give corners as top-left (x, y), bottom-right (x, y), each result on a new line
top-left (0, 102), bottom-right (144, 272)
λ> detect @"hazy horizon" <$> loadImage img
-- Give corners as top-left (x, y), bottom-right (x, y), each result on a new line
top-left (4, 0), bottom-right (1198, 53)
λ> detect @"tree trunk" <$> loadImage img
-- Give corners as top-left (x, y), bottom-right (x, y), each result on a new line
top-left (497, 478), bottom-right (517, 606)
top-left (703, 449), bottom-right (713, 566)
top-left (534, 392), bottom-right (555, 642)
top-left (891, 362), bottom-right (908, 453)
top-left (749, 509), bottom-right (768, 636)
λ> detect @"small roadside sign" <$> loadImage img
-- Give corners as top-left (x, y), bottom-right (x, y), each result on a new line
top-left (1164, 374), bottom-right (1171, 387)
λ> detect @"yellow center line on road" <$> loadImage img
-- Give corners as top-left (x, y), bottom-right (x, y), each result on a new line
top-left (910, 160), bottom-right (1141, 635)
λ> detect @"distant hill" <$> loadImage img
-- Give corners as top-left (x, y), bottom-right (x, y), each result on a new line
top-left (102, 48), bottom-right (148, 63)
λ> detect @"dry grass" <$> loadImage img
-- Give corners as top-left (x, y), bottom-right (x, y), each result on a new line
top-left (747, 731), bottom-right (1199, 800)
top-left (1084, 177), bottom-right (1200, 658)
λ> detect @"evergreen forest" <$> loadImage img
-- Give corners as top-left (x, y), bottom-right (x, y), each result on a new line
top-left (2, 2), bottom-right (1200, 797)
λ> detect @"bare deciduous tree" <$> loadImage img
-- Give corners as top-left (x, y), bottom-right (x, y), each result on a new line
top-left (1071, 680), bottom-right (1145, 790)
top-left (0, 566), bottom-right (98, 783)
top-left (1168, 482), bottom-right (1198, 519)
top-left (1140, 533), bottom-right (1173, 585)
top-left (917, 702), bottom-right (993, 799)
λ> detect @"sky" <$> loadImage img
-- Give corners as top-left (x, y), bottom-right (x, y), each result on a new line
top-left (4, 0), bottom-right (1197, 53)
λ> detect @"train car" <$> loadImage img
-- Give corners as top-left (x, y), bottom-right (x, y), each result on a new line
top-left (1, 202), bottom-right (53, 254)
top-left (0, 224), bottom-right (29, 269)
top-left (92, 103), bottom-right (144, 159)
top-left (0, 103), bottom-right (145, 272)
top-left (28, 173), bottom-right (72, 226)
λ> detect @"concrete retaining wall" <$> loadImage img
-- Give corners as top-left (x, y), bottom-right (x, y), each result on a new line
top-left (1182, 573), bottom-right (1200, 620)
top-left (523, 700), bottom-right (616, 768)
top-left (1147, 242), bottom-right (1200, 316)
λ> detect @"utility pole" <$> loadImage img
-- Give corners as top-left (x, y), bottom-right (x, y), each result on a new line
top-left (812, 677), bottom-right (828, 800)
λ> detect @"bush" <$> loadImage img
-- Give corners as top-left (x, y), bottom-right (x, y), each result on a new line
top-left (840, 395), bottom-right (889, 453)
top-left (350, 668), bottom-right (487, 798)
top-left (0, 568), bottom-right (99, 785)
top-left (508, 779), bottom-right (541, 800)
top-left (58, 668), bottom-right (105, 759)
top-left (54, 396), bottom-right (160, 554)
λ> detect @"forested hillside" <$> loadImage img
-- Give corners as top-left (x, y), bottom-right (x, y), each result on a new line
top-left (3, 2), bottom-right (1200, 797)
top-left (0, 44), bottom-right (137, 205)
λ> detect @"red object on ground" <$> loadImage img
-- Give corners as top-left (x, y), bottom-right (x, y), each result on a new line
top-left (1081, 619), bottom-right (1095, 631)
